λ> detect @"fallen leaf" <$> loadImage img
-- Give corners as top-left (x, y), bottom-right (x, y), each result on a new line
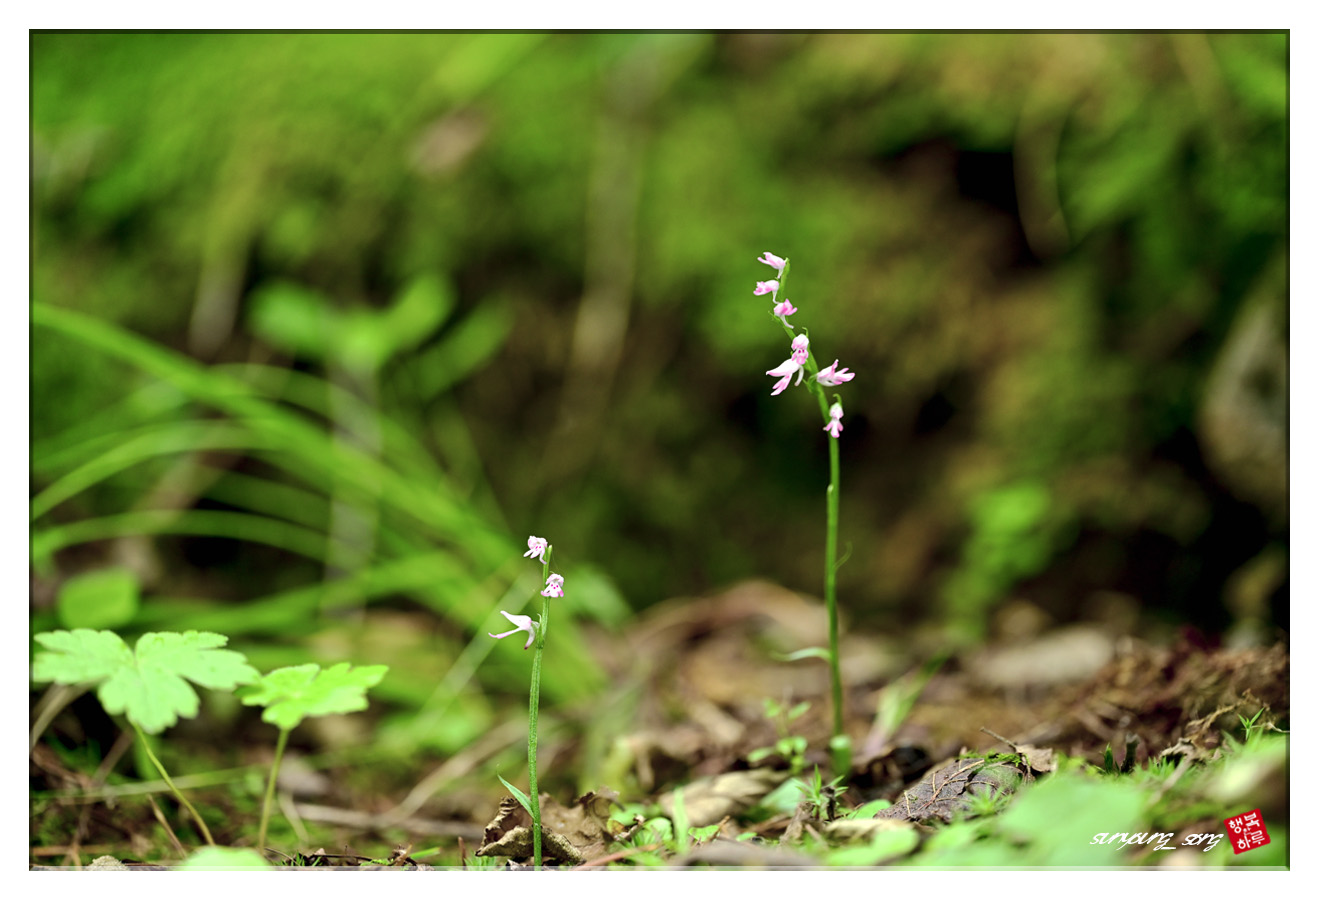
top-left (875, 756), bottom-right (1030, 823)
top-left (659, 769), bottom-right (787, 827)
top-left (475, 790), bottom-right (627, 866)
top-left (979, 728), bottom-right (1058, 774)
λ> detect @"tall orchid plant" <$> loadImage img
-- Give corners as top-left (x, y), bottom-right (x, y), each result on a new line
top-left (755, 252), bottom-right (855, 775)
top-left (488, 535), bottom-right (563, 869)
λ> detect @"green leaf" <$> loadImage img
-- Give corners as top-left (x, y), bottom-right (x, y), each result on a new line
top-left (176, 847), bottom-right (271, 870)
top-left (32, 629), bottom-right (133, 684)
top-left (497, 774), bottom-right (534, 817)
top-left (235, 662), bottom-right (389, 732)
top-left (56, 567), bottom-right (140, 630)
top-left (32, 629), bottom-right (259, 734)
top-left (247, 281), bottom-right (339, 362)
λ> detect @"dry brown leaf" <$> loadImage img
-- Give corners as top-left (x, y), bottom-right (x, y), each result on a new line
top-left (979, 727), bottom-right (1058, 774)
top-left (875, 756), bottom-right (1030, 823)
top-left (475, 790), bottom-right (627, 867)
top-left (659, 769), bottom-right (786, 827)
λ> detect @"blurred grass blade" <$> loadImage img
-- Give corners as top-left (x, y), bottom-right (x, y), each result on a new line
top-left (31, 421), bottom-right (267, 520)
top-left (33, 510), bottom-right (337, 569)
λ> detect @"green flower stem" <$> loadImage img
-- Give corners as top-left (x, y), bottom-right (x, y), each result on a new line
top-left (131, 722), bottom-right (215, 846)
top-left (256, 726), bottom-right (291, 855)
top-left (824, 414), bottom-right (844, 737)
top-left (773, 263), bottom-right (850, 776)
top-left (809, 378), bottom-right (849, 774)
top-left (526, 547), bottom-right (552, 869)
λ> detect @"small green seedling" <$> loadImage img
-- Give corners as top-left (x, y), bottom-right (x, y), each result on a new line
top-left (795, 766), bottom-right (846, 820)
top-left (747, 698), bottom-right (810, 774)
top-left (236, 662), bottom-right (388, 855)
top-left (31, 629), bottom-right (259, 845)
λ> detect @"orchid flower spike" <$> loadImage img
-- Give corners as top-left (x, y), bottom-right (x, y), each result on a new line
top-left (773, 299), bottom-right (798, 322)
top-left (541, 573), bottom-right (565, 598)
top-left (816, 360), bottom-right (855, 386)
top-left (766, 358), bottom-right (804, 395)
top-left (757, 251), bottom-right (787, 274)
top-left (753, 280), bottom-right (779, 296)
top-left (825, 402), bottom-right (844, 439)
top-left (790, 334), bottom-right (810, 365)
top-left (489, 610), bottom-right (539, 650)
top-left (524, 536), bottom-right (548, 563)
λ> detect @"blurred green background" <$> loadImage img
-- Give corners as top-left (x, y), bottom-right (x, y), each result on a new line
top-left (31, 32), bottom-right (1287, 752)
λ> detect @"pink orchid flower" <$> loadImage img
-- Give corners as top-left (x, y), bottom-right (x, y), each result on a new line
top-left (766, 358), bottom-right (804, 395)
top-left (753, 280), bottom-right (779, 296)
top-left (757, 251), bottom-right (787, 273)
top-left (824, 402), bottom-right (844, 439)
top-left (489, 610), bottom-right (538, 650)
top-left (816, 360), bottom-right (855, 386)
top-left (773, 299), bottom-right (798, 321)
top-left (523, 535), bottom-right (548, 563)
top-left (541, 573), bottom-right (565, 598)
top-left (790, 334), bottom-right (810, 366)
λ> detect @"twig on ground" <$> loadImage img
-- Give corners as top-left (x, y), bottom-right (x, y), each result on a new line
top-left (380, 718), bottom-right (526, 825)
top-left (279, 790), bottom-right (311, 846)
top-left (292, 802), bottom-right (485, 840)
top-left (145, 793), bottom-right (187, 858)
top-left (64, 730), bottom-right (134, 868)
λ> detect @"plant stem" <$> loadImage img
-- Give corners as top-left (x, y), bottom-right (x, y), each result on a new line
top-left (825, 426), bottom-right (844, 742)
top-left (256, 727), bottom-right (291, 855)
top-left (824, 424), bottom-right (852, 776)
top-left (131, 722), bottom-right (215, 846)
top-left (526, 549), bottom-right (552, 869)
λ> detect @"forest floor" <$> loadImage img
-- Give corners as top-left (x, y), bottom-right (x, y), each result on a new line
top-left (29, 581), bottom-right (1289, 870)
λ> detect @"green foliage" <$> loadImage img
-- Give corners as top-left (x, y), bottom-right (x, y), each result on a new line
top-left (795, 766), bottom-right (845, 819)
top-left (32, 629), bottom-right (259, 733)
top-left (845, 799), bottom-right (892, 819)
top-left (942, 480), bottom-right (1065, 638)
top-left (898, 734), bottom-right (1288, 868)
top-left (824, 828), bottom-right (920, 867)
top-left (176, 847), bottom-right (272, 870)
top-left (30, 301), bottom-right (610, 724)
top-left (236, 662), bottom-right (389, 732)
top-left (871, 656), bottom-right (945, 747)
top-left (55, 567), bottom-right (140, 630)
top-left (747, 697), bottom-right (811, 772)
top-left (29, 37), bottom-right (1289, 839)
top-left (497, 774), bottom-right (535, 818)
top-left (30, 31), bottom-right (1287, 654)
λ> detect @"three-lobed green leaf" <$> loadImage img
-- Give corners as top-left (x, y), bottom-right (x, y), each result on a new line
top-left (236, 662), bottom-right (388, 732)
top-left (32, 629), bottom-right (260, 734)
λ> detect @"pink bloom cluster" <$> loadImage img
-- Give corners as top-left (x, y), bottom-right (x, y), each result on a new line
top-left (754, 252), bottom-right (857, 438)
top-left (493, 535), bottom-right (564, 649)
top-left (754, 253), bottom-right (795, 323)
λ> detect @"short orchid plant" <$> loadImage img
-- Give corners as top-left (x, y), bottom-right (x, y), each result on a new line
top-left (488, 535), bottom-right (563, 869)
top-left (755, 252), bottom-right (855, 775)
